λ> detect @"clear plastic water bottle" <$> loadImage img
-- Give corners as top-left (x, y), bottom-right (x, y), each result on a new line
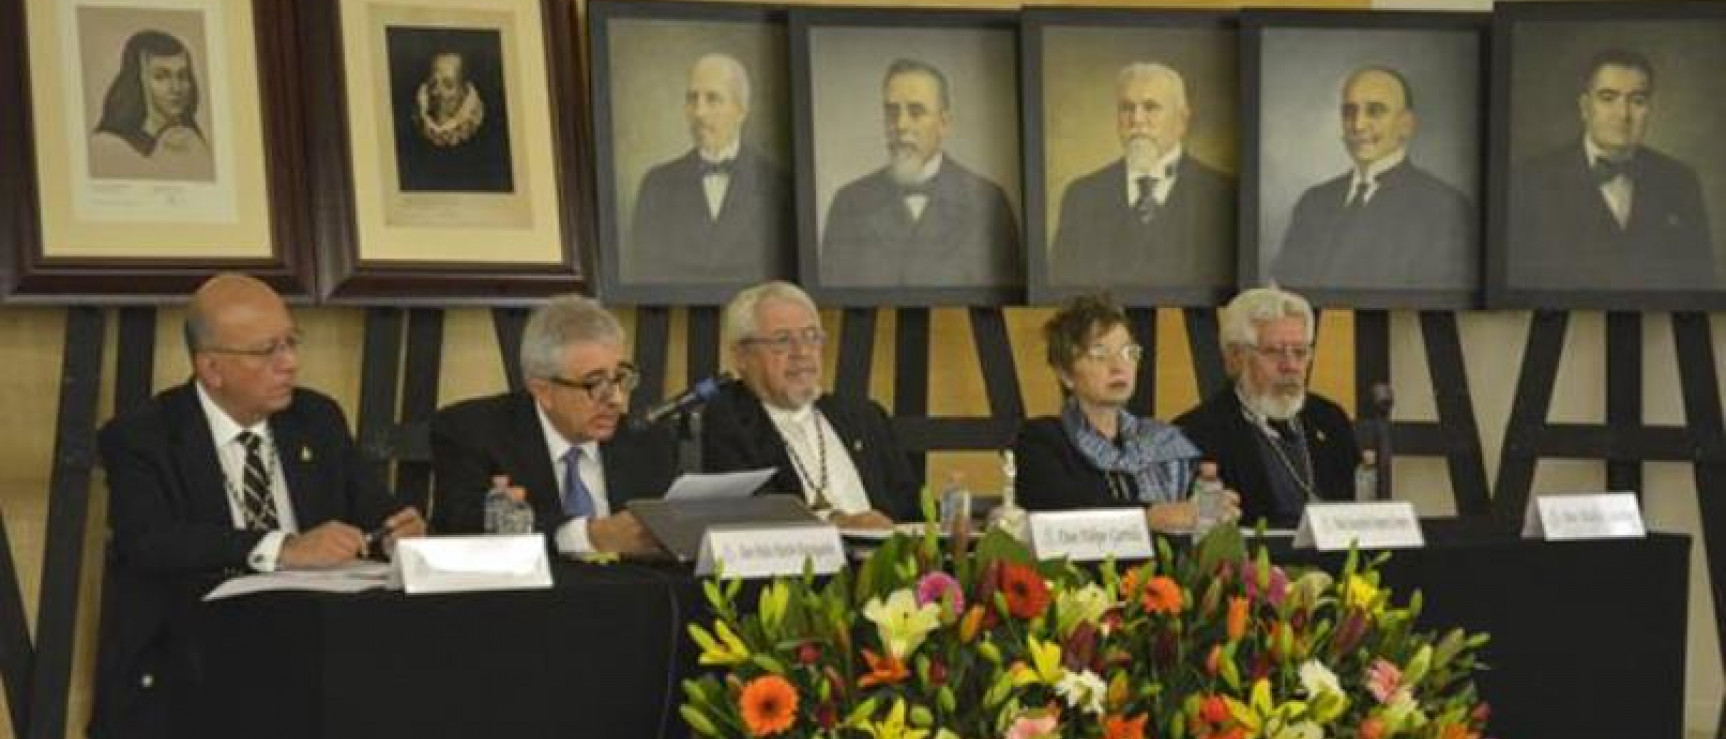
top-left (1354, 450), bottom-right (1379, 502)
top-left (499, 486), bottom-right (536, 534)
top-left (483, 474), bottom-right (511, 534)
top-left (939, 471), bottom-right (972, 535)
top-left (1191, 460), bottom-right (1226, 540)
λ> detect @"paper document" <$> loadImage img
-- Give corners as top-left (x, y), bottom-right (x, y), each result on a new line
top-left (203, 560), bottom-right (395, 601)
top-left (663, 469), bottom-right (777, 502)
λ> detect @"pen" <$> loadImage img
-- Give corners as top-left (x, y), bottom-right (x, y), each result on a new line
top-left (363, 522), bottom-right (396, 550)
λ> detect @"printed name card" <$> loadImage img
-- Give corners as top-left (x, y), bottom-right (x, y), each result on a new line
top-left (696, 523), bottom-right (846, 578)
top-left (394, 535), bottom-right (553, 595)
top-left (1521, 493), bottom-right (1646, 540)
top-left (1293, 502), bottom-right (1424, 551)
top-left (1028, 509), bottom-right (1153, 562)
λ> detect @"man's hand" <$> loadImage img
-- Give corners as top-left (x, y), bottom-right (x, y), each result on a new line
top-left (370, 507), bottom-right (427, 559)
top-left (588, 511), bottom-right (660, 555)
top-left (831, 509), bottom-right (895, 530)
top-left (281, 522), bottom-right (366, 569)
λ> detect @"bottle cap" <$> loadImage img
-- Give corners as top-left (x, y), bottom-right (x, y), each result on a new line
top-left (1361, 449), bottom-right (1377, 465)
top-left (491, 474), bottom-right (510, 489)
top-left (1198, 460), bottom-right (1219, 478)
top-left (507, 486), bottom-right (527, 503)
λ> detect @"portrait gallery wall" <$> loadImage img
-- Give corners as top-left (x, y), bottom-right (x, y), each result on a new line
top-left (1, 0), bottom-right (1725, 312)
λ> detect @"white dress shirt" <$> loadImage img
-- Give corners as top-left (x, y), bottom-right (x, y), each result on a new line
top-left (765, 402), bottom-right (870, 516)
top-left (1584, 138), bottom-right (1634, 229)
top-left (699, 140), bottom-right (741, 220)
top-left (1123, 143), bottom-right (1184, 207)
top-left (1347, 147), bottom-right (1407, 207)
top-left (535, 405), bottom-right (611, 554)
top-left (902, 152), bottom-right (944, 222)
top-left (196, 383), bottom-right (300, 572)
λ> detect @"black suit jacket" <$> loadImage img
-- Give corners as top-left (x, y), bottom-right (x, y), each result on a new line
top-left (1274, 159), bottom-right (1476, 290)
top-left (1050, 156), bottom-right (1235, 287)
top-left (700, 383), bottom-right (922, 522)
top-left (1174, 389), bottom-right (1358, 528)
top-left (429, 391), bottom-right (678, 534)
top-left (628, 145), bottom-right (794, 284)
top-left (1510, 142), bottom-right (1714, 290)
top-left (1012, 417), bottom-right (1139, 511)
top-left (820, 156), bottom-right (1022, 288)
top-left (93, 382), bottom-right (405, 739)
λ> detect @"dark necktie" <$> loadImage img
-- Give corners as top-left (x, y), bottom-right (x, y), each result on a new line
top-left (1346, 180), bottom-right (1371, 208)
top-left (235, 431), bottom-right (279, 530)
top-left (1133, 175), bottom-right (1161, 223)
top-left (562, 447), bottom-right (595, 518)
top-left (700, 159), bottom-right (734, 177)
top-left (1591, 156), bottom-right (1632, 185)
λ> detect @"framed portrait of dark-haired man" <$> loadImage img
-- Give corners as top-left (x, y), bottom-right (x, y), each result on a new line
top-left (2, 0), bottom-right (314, 300)
top-left (1243, 9), bottom-right (1487, 311)
top-left (1490, 2), bottom-right (1726, 310)
top-left (793, 8), bottom-right (1025, 306)
top-left (590, 1), bottom-right (794, 306)
top-left (299, 0), bottom-right (586, 303)
top-left (1023, 8), bottom-right (1239, 307)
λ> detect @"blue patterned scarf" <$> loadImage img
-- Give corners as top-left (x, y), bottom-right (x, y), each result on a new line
top-left (1061, 400), bottom-right (1201, 504)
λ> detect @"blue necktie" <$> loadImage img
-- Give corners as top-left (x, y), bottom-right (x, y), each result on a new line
top-left (562, 447), bottom-right (594, 518)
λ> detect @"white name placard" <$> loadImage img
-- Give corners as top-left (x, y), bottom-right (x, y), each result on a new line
top-left (1293, 501), bottom-right (1424, 551)
top-left (1027, 509), bottom-right (1153, 562)
top-left (696, 522), bottom-right (846, 578)
top-left (394, 535), bottom-right (552, 595)
top-left (1521, 492), bottom-right (1646, 540)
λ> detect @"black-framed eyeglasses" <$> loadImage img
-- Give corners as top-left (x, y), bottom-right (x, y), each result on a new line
top-left (548, 364), bottom-right (640, 401)
top-left (1251, 344), bottom-right (1314, 363)
top-left (204, 333), bottom-right (303, 361)
top-left (741, 327), bottom-right (826, 355)
top-left (1081, 342), bottom-right (1144, 363)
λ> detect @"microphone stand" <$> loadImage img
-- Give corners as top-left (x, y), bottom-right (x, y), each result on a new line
top-left (675, 409), bottom-right (705, 476)
top-left (1370, 382), bottom-right (1394, 501)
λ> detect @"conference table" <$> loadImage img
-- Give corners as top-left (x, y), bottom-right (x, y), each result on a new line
top-left (182, 519), bottom-right (1689, 739)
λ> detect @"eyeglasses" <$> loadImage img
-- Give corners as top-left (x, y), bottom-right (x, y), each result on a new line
top-left (204, 333), bottom-right (302, 361)
top-left (1251, 344), bottom-right (1314, 363)
top-left (548, 364), bottom-right (640, 401)
top-left (741, 327), bottom-right (827, 355)
top-left (1081, 343), bottom-right (1145, 363)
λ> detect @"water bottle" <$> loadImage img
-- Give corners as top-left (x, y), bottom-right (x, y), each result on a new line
top-left (1355, 450), bottom-right (1379, 502)
top-left (483, 474), bottom-right (511, 534)
top-left (939, 471), bottom-right (972, 535)
top-left (1191, 461), bottom-right (1226, 540)
top-left (499, 486), bottom-right (536, 534)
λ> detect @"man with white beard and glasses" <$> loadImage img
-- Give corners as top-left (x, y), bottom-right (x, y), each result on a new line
top-left (1175, 287), bottom-right (1359, 527)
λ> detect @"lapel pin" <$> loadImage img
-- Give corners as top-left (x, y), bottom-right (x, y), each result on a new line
top-left (1316, 430), bottom-right (1327, 442)
top-left (300, 446), bottom-right (313, 463)
top-left (852, 440), bottom-right (863, 453)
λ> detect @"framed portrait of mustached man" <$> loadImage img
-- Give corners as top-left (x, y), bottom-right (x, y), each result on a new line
top-left (2, 0), bottom-right (313, 299)
top-left (302, 0), bottom-right (585, 302)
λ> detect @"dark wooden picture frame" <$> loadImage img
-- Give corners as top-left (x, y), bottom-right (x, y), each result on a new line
top-left (1022, 8), bottom-right (1239, 307)
top-left (589, 1), bottom-right (793, 307)
top-left (299, 0), bottom-right (587, 304)
top-left (1241, 9), bottom-right (1487, 311)
top-left (1487, 1), bottom-right (1726, 310)
top-left (791, 8), bottom-right (1025, 307)
top-left (1, 0), bottom-right (314, 301)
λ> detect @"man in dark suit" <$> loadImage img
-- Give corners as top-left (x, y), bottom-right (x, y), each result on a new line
top-left (702, 281), bottom-right (920, 526)
top-left (1051, 62), bottom-right (1234, 287)
top-left (1274, 66), bottom-right (1475, 290)
top-left (93, 274), bottom-right (425, 739)
top-left (432, 295), bottom-right (673, 555)
top-left (1175, 287), bottom-right (1359, 528)
top-left (1510, 48), bottom-right (1715, 290)
top-left (820, 58), bottom-right (1021, 289)
top-left (628, 53), bottom-right (793, 285)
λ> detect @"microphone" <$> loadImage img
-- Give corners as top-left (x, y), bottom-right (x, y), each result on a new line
top-left (634, 373), bottom-right (736, 428)
top-left (1368, 382), bottom-right (1394, 501)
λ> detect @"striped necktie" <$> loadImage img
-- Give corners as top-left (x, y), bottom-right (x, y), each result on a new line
top-left (235, 431), bottom-right (279, 530)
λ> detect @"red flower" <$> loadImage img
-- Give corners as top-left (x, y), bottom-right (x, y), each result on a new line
top-left (1359, 717), bottom-right (1385, 739)
top-left (858, 648), bottom-right (910, 688)
top-left (1140, 576), bottom-right (1184, 615)
top-left (738, 675), bottom-right (798, 737)
top-left (797, 642), bottom-right (822, 665)
top-left (1199, 694), bottom-right (1230, 724)
top-left (1103, 713), bottom-right (1148, 739)
top-left (1000, 562), bottom-right (1051, 620)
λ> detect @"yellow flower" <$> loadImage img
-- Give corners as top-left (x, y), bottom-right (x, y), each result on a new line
top-left (1342, 575), bottom-right (1380, 611)
top-left (863, 589), bottom-right (943, 660)
top-left (858, 699), bottom-right (930, 739)
top-left (1225, 678), bottom-right (1310, 738)
top-left (1011, 635), bottom-right (1066, 687)
top-left (688, 620), bottom-right (750, 666)
top-left (1054, 583), bottom-right (1114, 637)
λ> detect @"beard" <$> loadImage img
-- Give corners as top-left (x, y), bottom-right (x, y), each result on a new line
top-left (887, 144), bottom-right (926, 186)
top-left (1242, 382), bottom-right (1306, 421)
top-left (1123, 136), bottom-right (1165, 174)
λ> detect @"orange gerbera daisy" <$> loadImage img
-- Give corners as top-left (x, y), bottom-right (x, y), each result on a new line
top-left (1103, 713), bottom-right (1148, 739)
top-left (1226, 596), bottom-right (1250, 641)
top-left (738, 674), bottom-right (799, 737)
top-left (1000, 562), bottom-right (1052, 620)
top-left (1140, 576), bottom-right (1184, 615)
top-left (858, 648), bottom-right (911, 688)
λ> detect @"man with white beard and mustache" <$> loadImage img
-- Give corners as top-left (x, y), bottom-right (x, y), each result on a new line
top-left (1175, 287), bottom-right (1359, 527)
top-left (701, 282), bottom-right (921, 528)
top-left (820, 58), bottom-right (1022, 290)
top-left (1050, 62), bottom-right (1234, 288)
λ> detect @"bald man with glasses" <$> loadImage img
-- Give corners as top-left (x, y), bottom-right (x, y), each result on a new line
top-left (700, 281), bottom-right (920, 527)
top-left (431, 294), bottom-right (675, 555)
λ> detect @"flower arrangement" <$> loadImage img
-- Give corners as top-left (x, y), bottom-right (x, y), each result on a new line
top-left (681, 518), bottom-right (1491, 739)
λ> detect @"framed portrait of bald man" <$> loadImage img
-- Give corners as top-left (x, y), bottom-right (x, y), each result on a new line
top-left (1490, 2), bottom-right (1726, 310)
top-left (300, 0), bottom-right (584, 301)
top-left (1023, 8), bottom-right (1239, 307)
top-left (589, 1), bottom-right (794, 306)
top-left (1242, 10), bottom-right (1487, 311)
top-left (792, 8), bottom-right (1024, 306)
top-left (3, 0), bottom-right (314, 299)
